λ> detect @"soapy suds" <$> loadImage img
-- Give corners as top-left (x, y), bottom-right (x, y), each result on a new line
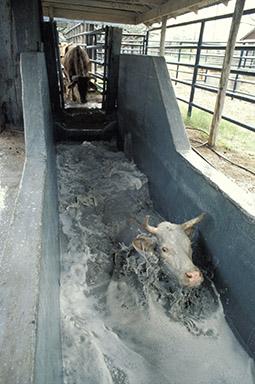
top-left (57, 141), bottom-right (255, 384)
top-left (0, 186), bottom-right (7, 211)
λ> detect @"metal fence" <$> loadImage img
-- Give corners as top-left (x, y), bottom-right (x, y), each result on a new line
top-left (121, 33), bottom-right (148, 55)
top-left (60, 12), bottom-right (255, 133)
top-left (121, 8), bottom-right (255, 133)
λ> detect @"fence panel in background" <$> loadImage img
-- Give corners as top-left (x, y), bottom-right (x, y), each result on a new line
top-left (121, 8), bottom-right (255, 134)
top-left (149, 8), bottom-right (255, 133)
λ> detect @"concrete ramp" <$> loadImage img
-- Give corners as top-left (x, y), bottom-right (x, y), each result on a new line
top-left (0, 53), bottom-right (62, 384)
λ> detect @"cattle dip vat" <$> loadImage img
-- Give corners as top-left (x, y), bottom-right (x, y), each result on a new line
top-left (0, 52), bottom-right (254, 384)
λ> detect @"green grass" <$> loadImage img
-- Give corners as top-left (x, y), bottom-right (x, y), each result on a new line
top-left (179, 103), bottom-right (255, 154)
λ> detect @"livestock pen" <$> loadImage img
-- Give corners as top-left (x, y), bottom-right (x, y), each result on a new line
top-left (119, 9), bottom-right (255, 133)
top-left (0, 1), bottom-right (255, 384)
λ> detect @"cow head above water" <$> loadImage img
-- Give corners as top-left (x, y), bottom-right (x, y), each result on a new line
top-left (132, 214), bottom-right (205, 288)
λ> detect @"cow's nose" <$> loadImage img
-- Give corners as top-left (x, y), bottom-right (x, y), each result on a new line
top-left (185, 270), bottom-right (203, 286)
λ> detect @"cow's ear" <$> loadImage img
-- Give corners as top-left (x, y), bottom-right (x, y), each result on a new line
top-left (132, 235), bottom-right (155, 256)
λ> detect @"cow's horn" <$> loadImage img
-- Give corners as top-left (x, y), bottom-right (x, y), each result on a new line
top-left (144, 215), bottom-right (158, 234)
top-left (181, 213), bottom-right (205, 232)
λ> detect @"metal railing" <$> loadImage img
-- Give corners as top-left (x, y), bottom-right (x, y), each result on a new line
top-left (121, 8), bottom-right (255, 133)
top-left (121, 33), bottom-right (148, 55)
top-left (147, 8), bottom-right (255, 133)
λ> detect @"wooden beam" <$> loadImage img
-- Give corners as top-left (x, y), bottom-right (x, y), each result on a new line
top-left (208, 0), bottom-right (246, 147)
top-left (104, 0), bottom-right (162, 4)
top-left (43, 0), bottom-right (147, 13)
top-left (159, 16), bottom-right (167, 56)
top-left (43, 5), bottom-right (137, 23)
top-left (43, 0), bottom-right (162, 8)
top-left (136, 0), bottom-right (223, 24)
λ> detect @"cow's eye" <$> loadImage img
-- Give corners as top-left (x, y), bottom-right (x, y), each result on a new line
top-left (162, 247), bottom-right (168, 253)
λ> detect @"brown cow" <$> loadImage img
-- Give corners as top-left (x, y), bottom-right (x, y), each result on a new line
top-left (63, 45), bottom-right (92, 103)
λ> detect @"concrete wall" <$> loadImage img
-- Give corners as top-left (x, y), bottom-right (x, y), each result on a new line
top-left (0, 0), bottom-right (42, 131)
top-left (118, 54), bottom-right (255, 357)
top-left (0, 53), bottom-right (62, 383)
top-left (0, 0), bottom-right (22, 130)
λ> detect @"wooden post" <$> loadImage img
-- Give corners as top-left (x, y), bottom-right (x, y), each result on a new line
top-left (159, 16), bottom-right (167, 56)
top-left (208, 0), bottom-right (246, 147)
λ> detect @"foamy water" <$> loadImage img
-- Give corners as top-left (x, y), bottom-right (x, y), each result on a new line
top-left (57, 141), bottom-right (255, 384)
top-left (0, 186), bottom-right (7, 211)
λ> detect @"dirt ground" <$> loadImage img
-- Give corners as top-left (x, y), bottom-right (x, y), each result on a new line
top-left (187, 128), bottom-right (255, 194)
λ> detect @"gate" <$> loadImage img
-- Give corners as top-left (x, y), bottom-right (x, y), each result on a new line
top-left (64, 22), bottom-right (122, 112)
top-left (43, 21), bottom-right (122, 114)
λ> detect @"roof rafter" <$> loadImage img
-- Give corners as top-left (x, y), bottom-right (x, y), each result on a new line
top-left (42, 0), bottom-right (226, 25)
top-left (136, 0), bottom-right (224, 23)
top-left (100, 0), bottom-right (163, 5)
top-left (43, 4), bottom-right (137, 23)
top-left (44, 0), bottom-right (148, 13)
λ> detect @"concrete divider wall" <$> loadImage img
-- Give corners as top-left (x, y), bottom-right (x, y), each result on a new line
top-left (118, 54), bottom-right (255, 357)
top-left (0, 53), bottom-right (62, 383)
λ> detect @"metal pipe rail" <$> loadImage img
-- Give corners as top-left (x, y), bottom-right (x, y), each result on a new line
top-left (90, 59), bottom-right (104, 65)
top-left (121, 32), bottom-right (148, 55)
top-left (149, 7), bottom-right (255, 31)
top-left (92, 73), bottom-right (107, 80)
top-left (171, 77), bottom-right (255, 103)
top-left (177, 97), bottom-right (255, 133)
top-left (80, 28), bottom-right (105, 36)
top-left (121, 43), bottom-right (146, 47)
top-left (122, 33), bottom-right (145, 37)
top-left (166, 61), bottom-right (255, 77)
top-left (172, 53), bottom-right (254, 62)
top-left (65, 22), bottom-right (83, 35)
top-left (86, 44), bottom-right (105, 50)
top-left (169, 68), bottom-right (255, 86)
top-left (148, 44), bottom-right (255, 51)
top-left (66, 28), bottom-right (105, 40)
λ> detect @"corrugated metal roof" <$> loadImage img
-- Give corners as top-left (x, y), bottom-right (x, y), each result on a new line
top-left (42, 0), bottom-right (225, 25)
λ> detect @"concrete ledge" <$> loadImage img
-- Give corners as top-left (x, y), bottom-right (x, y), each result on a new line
top-left (0, 53), bottom-right (62, 383)
top-left (118, 54), bottom-right (255, 357)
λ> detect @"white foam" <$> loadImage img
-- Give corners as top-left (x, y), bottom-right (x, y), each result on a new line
top-left (57, 142), bottom-right (255, 384)
top-left (0, 186), bottom-right (7, 211)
